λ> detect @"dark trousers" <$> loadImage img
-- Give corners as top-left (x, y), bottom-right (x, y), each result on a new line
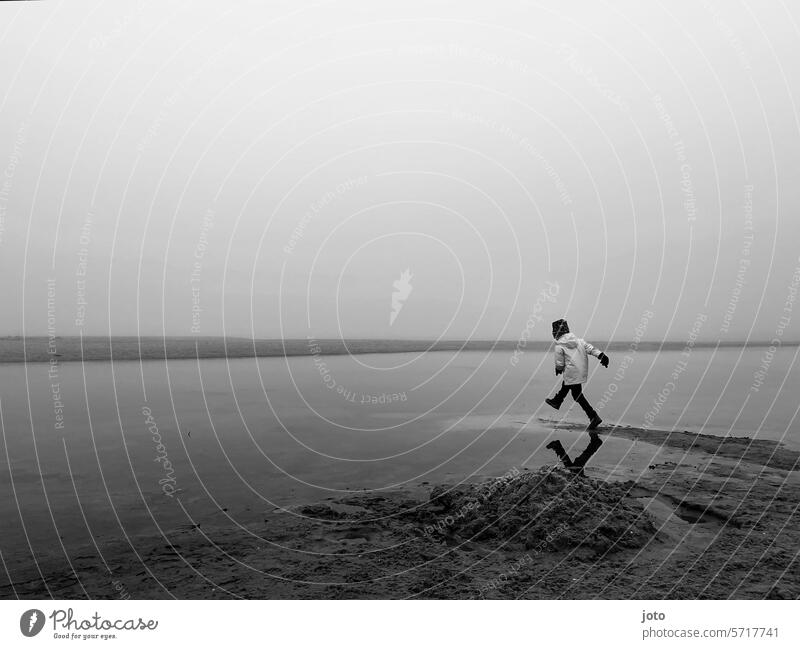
top-left (551, 382), bottom-right (598, 420)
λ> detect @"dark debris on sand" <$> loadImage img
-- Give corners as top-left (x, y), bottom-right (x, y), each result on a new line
top-left (2, 453), bottom-right (798, 599)
top-left (422, 467), bottom-right (657, 557)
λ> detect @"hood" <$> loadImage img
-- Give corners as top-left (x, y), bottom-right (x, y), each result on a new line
top-left (552, 318), bottom-right (570, 339)
top-left (556, 332), bottom-right (579, 348)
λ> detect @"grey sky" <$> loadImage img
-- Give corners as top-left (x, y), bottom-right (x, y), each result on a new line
top-left (1, 0), bottom-right (798, 342)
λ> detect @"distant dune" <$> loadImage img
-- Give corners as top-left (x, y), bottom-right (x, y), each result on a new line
top-left (0, 336), bottom-right (792, 364)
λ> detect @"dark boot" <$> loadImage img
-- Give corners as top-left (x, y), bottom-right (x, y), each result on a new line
top-left (546, 382), bottom-right (570, 411)
top-left (572, 431), bottom-right (603, 468)
top-left (545, 440), bottom-right (573, 468)
top-left (587, 415), bottom-right (603, 430)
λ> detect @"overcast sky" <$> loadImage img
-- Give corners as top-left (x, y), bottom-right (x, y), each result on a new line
top-left (0, 0), bottom-right (798, 342)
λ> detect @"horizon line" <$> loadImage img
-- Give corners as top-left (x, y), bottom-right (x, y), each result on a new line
top-left (2, 334), bottom-right (796, 346)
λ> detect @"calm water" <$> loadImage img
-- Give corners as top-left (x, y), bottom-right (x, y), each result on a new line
top-left (0, 347), bottom-right (797, 562)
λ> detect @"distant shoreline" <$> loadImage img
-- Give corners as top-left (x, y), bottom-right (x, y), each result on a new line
top-left (0, 336), bottom-right (795, 364)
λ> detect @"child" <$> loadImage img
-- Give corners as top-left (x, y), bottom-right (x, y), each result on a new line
top-left (544, 318), bottom-right (609, 430)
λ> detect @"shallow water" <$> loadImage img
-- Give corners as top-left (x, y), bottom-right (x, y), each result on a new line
top-left (0, 347), bottom-right (797, 561)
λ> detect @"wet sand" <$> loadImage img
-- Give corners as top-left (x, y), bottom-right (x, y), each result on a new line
top-left (1, 423), bottom-right (797, 599)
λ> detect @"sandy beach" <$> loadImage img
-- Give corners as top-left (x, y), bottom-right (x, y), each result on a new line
top-left (2, 423), bottom-right (797, 599)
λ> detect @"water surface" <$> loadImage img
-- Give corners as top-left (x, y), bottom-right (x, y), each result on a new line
top-left (0, 346), bottom-right (797, 563)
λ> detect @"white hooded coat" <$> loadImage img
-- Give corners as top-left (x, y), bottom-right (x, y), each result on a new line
top-left (554, 332), bottom-right (602, 385)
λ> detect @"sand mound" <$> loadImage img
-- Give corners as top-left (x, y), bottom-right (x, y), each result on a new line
top-left (426, 467), bottom-right (656, 555)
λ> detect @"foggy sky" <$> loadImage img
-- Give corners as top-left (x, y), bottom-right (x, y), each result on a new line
top-left (1, 0), bottom-right (799, 343)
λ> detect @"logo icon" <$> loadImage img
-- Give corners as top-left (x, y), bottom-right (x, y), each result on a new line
top-left (20, 609), bottom-right (45, 637)
top-left (389, 268), bottom-right (413, 326)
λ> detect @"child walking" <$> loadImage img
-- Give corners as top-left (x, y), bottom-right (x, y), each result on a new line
top-left (544, 318), bottom-right (609, 430)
